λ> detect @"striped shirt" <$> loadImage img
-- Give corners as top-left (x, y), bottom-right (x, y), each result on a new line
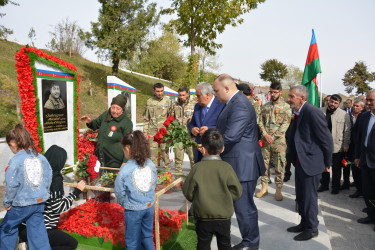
top-left (43, 188), bottom-right (81, 229)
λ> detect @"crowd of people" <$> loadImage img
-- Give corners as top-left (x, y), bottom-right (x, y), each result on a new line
top-left (1, 73), bottom-right (374, 250)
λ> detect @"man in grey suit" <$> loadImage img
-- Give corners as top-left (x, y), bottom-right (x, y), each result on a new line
top-left (214, 74), bottom-right (265, 250)
top-left (286, 85), bottom-right (333, 241)
top-left (355, 89), bottom-right (375, 230)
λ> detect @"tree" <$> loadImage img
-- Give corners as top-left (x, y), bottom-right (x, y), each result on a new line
top-left (84, 0), bottom-right (159, 76)
top-left (0, 0), bottom-right (18, 39)
top-left (282, 64), bottom-right (303, 88)
top-left (342, 61), bottom-right (375, 95)
top-left (162, 0), bottom-right (265, 55)
top-left (259, 59), bottom-right (287, 84)
top-left (28, 27), bottom-right (36, 47)
top-left (197, 47), bottom-right (221, 83)
top-left (46, 18), bottom-right (86, 56)
top-left (127, 30), bottom-right (186, 83)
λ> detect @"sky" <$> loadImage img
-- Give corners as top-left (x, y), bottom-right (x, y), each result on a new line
top-left (2, 0), bottom-right (375, 95)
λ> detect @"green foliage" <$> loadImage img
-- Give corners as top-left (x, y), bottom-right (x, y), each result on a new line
top-left (46, 18), bottom-right (86, 57)
top-left (127, 30), bottom-right (186, 83)
top-left (183, 54), bottom-right (199, 88)
top-left (28, 27), bottom-right (36, 47)
top-left (282, 64), bottom-right (303, 88)
top-left (342, 61), bottom-right (375, 95)
top-left (84, 0), bottom-right (159, 76)
top-left (0, 73), bottom-right (20, 136)
top-left (259, 59), bottom-right (288, 84)
top-left (162, 0), bottom-right (265, 55)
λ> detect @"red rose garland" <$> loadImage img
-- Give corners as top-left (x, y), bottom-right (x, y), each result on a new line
top-left (15, 46), bottom-right (80, 156)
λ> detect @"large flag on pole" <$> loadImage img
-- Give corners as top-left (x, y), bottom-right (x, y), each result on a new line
top-left (301, 29), bottom-right (321, 107)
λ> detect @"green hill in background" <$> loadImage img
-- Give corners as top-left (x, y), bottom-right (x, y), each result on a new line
top-left (0, 40), bottom-right (175, 137)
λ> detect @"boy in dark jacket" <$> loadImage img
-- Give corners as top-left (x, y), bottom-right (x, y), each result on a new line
top-left (182, 129), bottom-right (242, 250)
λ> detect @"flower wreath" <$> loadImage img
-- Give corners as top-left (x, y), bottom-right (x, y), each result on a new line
top-left (15, 46), bottom-right (81, 161)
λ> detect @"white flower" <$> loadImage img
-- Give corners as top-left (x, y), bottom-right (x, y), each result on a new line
top-left (94, 160), bottom-right (101, 173)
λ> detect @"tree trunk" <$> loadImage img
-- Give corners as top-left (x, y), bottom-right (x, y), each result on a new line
top-left (190, 16), bottom-right (195, 55)
top-left (112, 54), bottom-right (119, 76)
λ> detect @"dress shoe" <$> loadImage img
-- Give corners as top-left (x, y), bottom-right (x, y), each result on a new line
top-left (287, 224), bottom-right (304, 233)
top-left (357, 216), bottom-right (374, 224)
top-left (331, 189), bottom-right (339, 195)
top-left (232, 242), bottom-right (258, 250)
top-left (317, 185), bottom-right (328, 192)
top-left (362, 207), bottom-right (368, 213)
top-left (284, 175), bottom-right (290, 182)
top-left (349, 190), bottom-right (363, 198)
top-left (340, 183), bottom-right (350, 190)
top-left (293, 230), bottom-right (318, 241)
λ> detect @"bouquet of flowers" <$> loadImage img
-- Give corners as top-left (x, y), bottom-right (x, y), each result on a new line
top-left (84, 129), bottom-right (99, 142)
top-left (154, 115), bottom-right (197, 148)
top-left (341, 158), bottom-right (352, 168)
top-left (76, 153), bottom-right (100, 181)
top-left (95, 171), bottom-right (118, 187)
top-left (157, 171), bottom-right (173, 185)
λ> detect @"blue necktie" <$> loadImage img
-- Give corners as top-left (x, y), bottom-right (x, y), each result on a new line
top-left (202, 107), bottom-right (208, 122)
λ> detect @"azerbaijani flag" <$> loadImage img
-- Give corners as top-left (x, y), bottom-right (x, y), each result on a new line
top-left (301, 29), bottom-right (321, 107)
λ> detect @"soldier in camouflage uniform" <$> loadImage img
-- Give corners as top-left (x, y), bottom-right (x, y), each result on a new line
top-left (143, 83), bottom-right (172, 170)
top-left (237, 83), bottom-right (261, 122)
top-left (171, 87), bottom-right (196, 173)
top-left (256, 82), bottom-right (292, 201)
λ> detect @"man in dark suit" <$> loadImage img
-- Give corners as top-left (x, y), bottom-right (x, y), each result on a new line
top-left (214, 74), bottom-right (265, 250)
top-left (343, 98), bottom-right (353, 114)
top-left (354, 90), bottom-right (375, 230)
top-left (286, 85), bottom-right (333, 241)
top-left (188, 82), bottom-right (224, 162)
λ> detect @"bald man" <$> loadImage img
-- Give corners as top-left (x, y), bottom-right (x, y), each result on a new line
top-left (214, 74), bottom-right (266, 250)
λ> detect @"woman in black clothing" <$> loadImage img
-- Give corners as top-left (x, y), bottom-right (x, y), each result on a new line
top-left (19, 145), bottom-right (85, 250)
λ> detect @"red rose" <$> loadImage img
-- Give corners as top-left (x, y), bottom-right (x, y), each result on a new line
top-left (153, 131), bottom-right (163, 144)
top-left (160, 128), bottom-right (168, 136)
top-left (163, 115), bottom-right (175, 127)
top-left (342, 159), bottom-right (348, 167)
top-left (259, 140), bottom-right (264, 148)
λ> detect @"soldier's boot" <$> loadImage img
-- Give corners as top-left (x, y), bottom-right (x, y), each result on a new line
top-left (275, 185), bottom-right (283, 201)
top-left (255, 182), bottom-right (268, 198)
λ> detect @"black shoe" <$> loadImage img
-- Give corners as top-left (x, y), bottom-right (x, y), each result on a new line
top-left (293, 230), bottom-right (318, 241)
top-left (331, 189), bottom-right (339, 194)
top-left (287, 224), bottom-right (304, 233)
top-left (357, 216), bottom-right (374, 224)
top-left (317, 185), bottom-right (328, 192)
top-left (340, 183), bottom-right (350, 190)
top-left (362, 207), bottom-right (368, 213)
top-left (284, 176), bottom-right (290, 182)
top-left (350, 182), bottom-right (355, 187)
top-left (232, 242), bottom-right (258, 250)
top-left (349, 190), bottom-right (363, 198)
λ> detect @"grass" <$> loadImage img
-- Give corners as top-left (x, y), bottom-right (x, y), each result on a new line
top-left (0, 39), bottom-right (176, 137)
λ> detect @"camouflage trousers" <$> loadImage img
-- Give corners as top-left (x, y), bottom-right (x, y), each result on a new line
top-left (174, 144), bottom-right (195, 173)
top-left (261, 142), bottom-right (287, 187)
top-left (149, 138), bottom-right (170, 171)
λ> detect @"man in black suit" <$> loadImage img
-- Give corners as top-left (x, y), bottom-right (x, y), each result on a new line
top-left (355, 90), bottom-right (375, 229)
top-left (343, 98), bottom-right (353, 114)
top-left (214, 74), bottom-right (265, 250)
top-left (286, 85), bottom-right (333, 241)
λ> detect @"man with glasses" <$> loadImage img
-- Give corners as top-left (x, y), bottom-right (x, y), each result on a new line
top-left (256, 82), bottom-right (292, 201)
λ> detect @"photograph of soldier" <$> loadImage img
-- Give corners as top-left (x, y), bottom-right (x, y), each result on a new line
top-left (171, 87), bottom-right (196, 174)
top-left (42, 79), bottom-right (68, 133)
top-left (256, 82), bottom-right (292, 201)
top-left (143, 82), bottom-right (172, 170)
top-left (43, 79), bottom-right (66, 110)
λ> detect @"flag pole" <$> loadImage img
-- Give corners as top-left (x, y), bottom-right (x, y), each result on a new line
top-left (320, 73), bottom-right (323, 107)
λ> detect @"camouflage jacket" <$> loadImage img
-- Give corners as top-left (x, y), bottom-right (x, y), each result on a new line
top-left (143, 96), bottom-right (172, 135)
top-left (171, 99), bottom-right (195, 127)
top-left (258, 98), bottom-right (292, 141)
top-left (249, 97), bottom-right (261, 122)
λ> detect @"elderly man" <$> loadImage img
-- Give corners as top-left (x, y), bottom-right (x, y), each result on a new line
top-left (286, 85), bottom-right (333, 241)
top-left (355, 90), bottom-right (375, 229)
top-left (343, 99), bottom-right (353, 114)
top-left (188, 82), bottom-right (224, 162)
top-left (214, 74), bottom-right (265, 250)
top-left (317, 94), bottom-right (351, 194)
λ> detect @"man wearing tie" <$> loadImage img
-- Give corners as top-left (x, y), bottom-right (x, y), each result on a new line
top-left (355, 90), bottom-right (375, 230)
top-left (214, 74), bottom-right (265, 250)
top-left (286, 85), bottom-right (333, 241)
top-left (343, 99), bottom-right (353, 114)
top-left (189, 82), bottom-right (224, 162)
